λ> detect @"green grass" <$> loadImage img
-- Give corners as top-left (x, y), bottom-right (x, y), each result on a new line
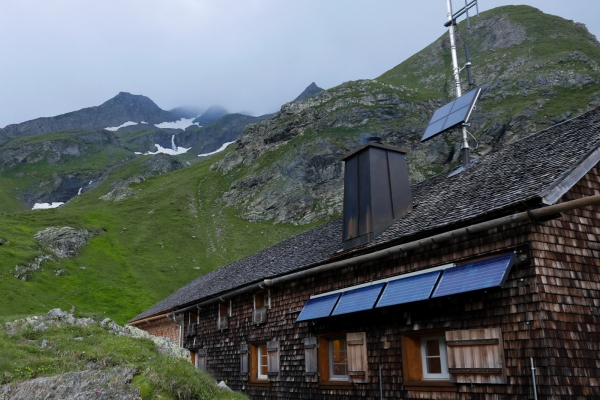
top-left (0, 148), bottom-right (322, 324)
top-left (0, 315), bottom-right (246, 399)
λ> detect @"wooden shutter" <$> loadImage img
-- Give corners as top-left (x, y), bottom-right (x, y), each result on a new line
top-left (240, 344), bottom-right (249, 381)
top-left (197, 348), bottom-right (207, 371)
top-left (267, 341), bottom-right (280, 381)
top-left (346, 332), bottom-right (369, 383)
top-left (304, 337), bottom-right (318, 382)
top-left (445, 327), bottom-right (506, 384)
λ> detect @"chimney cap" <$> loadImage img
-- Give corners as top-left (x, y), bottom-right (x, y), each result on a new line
top-left (341, 142), bottom-right (408, 161)
top-left (361, 136), bottom-right (382, 144)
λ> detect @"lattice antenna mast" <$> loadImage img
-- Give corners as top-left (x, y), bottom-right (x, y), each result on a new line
top-left (445, 0), bottom-right (478, 167)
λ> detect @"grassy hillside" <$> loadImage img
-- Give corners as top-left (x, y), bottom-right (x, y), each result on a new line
top-left (0, 313), bottom-right (245, 399)
top-left (0, 149), bottom-right (321, 324)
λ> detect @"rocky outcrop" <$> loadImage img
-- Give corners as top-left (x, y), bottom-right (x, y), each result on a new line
top-left (100, 154), bottom-right (183, 202)
top-left (215, 80), bottom-right (432, 224)
top-left (0, 368), bottom-right (140, 400)
top-left (0, 130), bottom-right (122, 169)
top-left (34, 227), bottom-right (96, 258)
top-left (1, 309), bottom-right (190, 400)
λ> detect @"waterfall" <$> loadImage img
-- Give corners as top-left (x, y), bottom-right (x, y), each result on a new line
top-left (171, 134), bottom-right (177, 151)
top-left (78, 188), bottom-right (82, 195)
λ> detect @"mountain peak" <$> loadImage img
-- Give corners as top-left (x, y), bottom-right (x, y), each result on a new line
top-left (292, 82), bottom-right (324, 102)
top-left (193, 105), bottom-right (229, 126)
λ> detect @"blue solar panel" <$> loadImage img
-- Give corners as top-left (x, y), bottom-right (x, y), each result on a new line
top-left (375, 270), bottom-right (442, 308)
top-left (421, 87), bottom-right (481, 142)
top-left (331, 283), bottom-right (385, 316)
top-left (431, 253), bottom-right (515, 298)
top-left (296, 293), bottom-right (340, 322)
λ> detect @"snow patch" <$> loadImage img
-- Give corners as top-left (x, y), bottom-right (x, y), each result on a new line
top-left (32, 202), bottom-right (64, 210)
top-left (141, 134), bottom-right (191, 155)
top-left (198, 141), bottom-right (236, 157)
top-left (104, 121), bottom-right (138, 131)
top-left (154, 117), bottom-right (200, 130)
top-left (145, 144), bottom-right (191, 156)
top-left (134, 152), bottom-right (143, 155)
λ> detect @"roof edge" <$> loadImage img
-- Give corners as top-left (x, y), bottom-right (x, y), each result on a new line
top-left (540, 145), bottom-right (600, 205)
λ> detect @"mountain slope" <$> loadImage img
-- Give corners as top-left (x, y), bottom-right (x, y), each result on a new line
top-left (213, 5), bottom-right (600, 225)
top-left (0, 92), bottom-right (178, 145)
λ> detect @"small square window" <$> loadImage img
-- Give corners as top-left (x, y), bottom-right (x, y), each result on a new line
top-left (401, 331), bottom-right (456, 392)
top-left (420, 336), bottom-right (449, 379)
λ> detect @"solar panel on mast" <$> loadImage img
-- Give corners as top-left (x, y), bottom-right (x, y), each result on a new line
top-left (421, 0), bottom-right (480, 168)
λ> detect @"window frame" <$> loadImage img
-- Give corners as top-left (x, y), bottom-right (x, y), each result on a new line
top-left (249, 342), bottom-right (269, 384)
top-left (256, 343), bottom-right (269, 380)
top-left (328, 336), bottom-right (349, 381)
top-left (217, 301), bottom-right (231, 330)
top-left (316, 332), bottom-right (368, 387)
top-left (420, 336), bottom-right (450, 380)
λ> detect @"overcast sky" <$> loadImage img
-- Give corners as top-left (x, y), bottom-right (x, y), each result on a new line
top-left (1, 1), bottom-right (599, 128)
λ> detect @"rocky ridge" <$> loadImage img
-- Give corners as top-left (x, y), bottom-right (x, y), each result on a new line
top-left (0, 92), bottom-right (178, 145)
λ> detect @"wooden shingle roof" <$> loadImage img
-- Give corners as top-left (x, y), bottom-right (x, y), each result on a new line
top-left (132, 106), bottom-right (600, 322)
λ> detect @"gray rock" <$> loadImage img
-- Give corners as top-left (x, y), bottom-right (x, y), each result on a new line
top-left (34, 227), bottom-right (95, 259)
top-left (33, 323), bottom-right (47, 332)
top-left (0, 367), bottom-right (140, 400)
top-left (217, 380), bottom-right (232, 392)
top-left (46, 308), bottom-right (67, 320)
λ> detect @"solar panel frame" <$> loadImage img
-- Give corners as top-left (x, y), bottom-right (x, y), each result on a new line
top-left (296, 293), bottom-right (340, 322)
top-left (375, 270), bottom-right (442, 308)
top-left (431, 253), bottom-right (515, 298)
top-left (330, 283), bottom-right (385, 316)
top-left (421, 87), bottom-right (481, 142)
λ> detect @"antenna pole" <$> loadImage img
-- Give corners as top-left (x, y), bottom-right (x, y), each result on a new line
top-left (446, 0), bottom-right (470, 167)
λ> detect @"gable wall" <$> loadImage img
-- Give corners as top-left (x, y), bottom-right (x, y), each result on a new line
top-left (134, 314), bottom-right (181, 346)
top-left (184, 221), bottom-right (545, 400)
top-left (529, 163), bottom-right (600, 399)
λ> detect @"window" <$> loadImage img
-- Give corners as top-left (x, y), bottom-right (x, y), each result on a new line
top-left (257, 344), bottom-right (268, 380)
top-left (245, 341), bottom-right (280, 384)
top-left (401, 328), bottom-right (506, 390)
top-left (329, 337), bottom-right (348, 380)
top-left (185, 311), bottom-right (198, 338)
top-left (253, 291), bottom-right (269, 324)
top-left (401, 330), bottom-right (455, 391)
top-left (420, 336), bottom-right (449, 379)
top-left (315, 332), bottom-right (368, 386)
top-left (218, 301), bottom-right (230, 330)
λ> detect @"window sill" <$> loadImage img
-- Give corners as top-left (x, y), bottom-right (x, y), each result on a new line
top-left (404, 380), bottom-right (457, 392)
top-left (318, 381), bottom-right (353, 390)
top-left (249, 380), bottom-right (270, 387)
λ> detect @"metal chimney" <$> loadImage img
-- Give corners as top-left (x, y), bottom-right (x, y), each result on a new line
top-left (342, 139), bottom-right (413, 250)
